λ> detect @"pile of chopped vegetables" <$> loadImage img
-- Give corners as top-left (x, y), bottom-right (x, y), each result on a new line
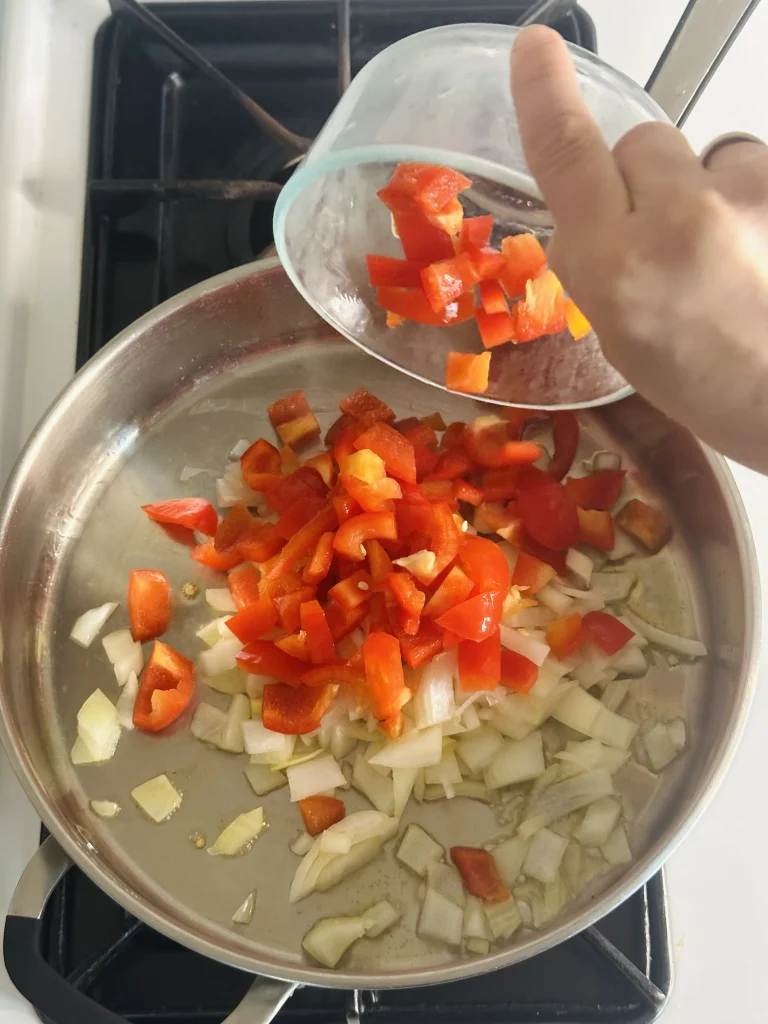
top-left (69, 386), bottom-right (706, 968)
top-left (366, 162), bottom-right (592, 396)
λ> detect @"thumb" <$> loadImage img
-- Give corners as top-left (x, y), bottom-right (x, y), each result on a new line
top-left (511, 26), bottom-right (628, 233)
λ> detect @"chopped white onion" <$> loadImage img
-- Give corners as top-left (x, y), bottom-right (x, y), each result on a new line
top-left (418, 887), bottom-right (463, 946)
top-left (504, 606), bottom-right (554, 629)
top-left (302, 914), bottom-right (367, 968)
top-left (427, 861), bottom-right (466, 907)
top-left (361, 900), bottom-right (401, 938)
top-left (592, 450), bottom-right (622, 472)
top-left (244, 762), bottom-right (288, 797)
top-left (424, 752), bottom-right (463, 798)
top-left (90, 799), bottom-right (121, 819)
top-left (368, 724), bottom-right (443, 769)
top-left (249, 732), bottom-right (296, 766)
top-left (522, 828), bottom-right (568, 883)
top-left (606, 530), bottom-right (637, 561)
top-left (392, 549), bottom-right (436, 582)
top-left (423, 781), bottom-right (495, 804)
top-left (320, 830), bottom-right (352, 855)
top-left (216, 461), bottom-right (262, 507)
top-left (565, 548), bottom-right (593, 587)
top-left (484, 731), bottom-right (545, 790)
top-left (102, 629), bottom-right (135, 665)
top-left (463, 894), bottom-right (492, 940)
top-left (196, 617), bottom-right (234, 647)
top-left (484, 897), bottom-right (522, 940)
top-left (315, 833), bottom-right (393, 892)
top-left (131, 774), bottom-right (182, 822)
top-left (590, 572), bottom-right (634, 603)
top-left (71, 737), bottom-right (97, 765)
top-left (575, 796), bottom-right (622, 847)
top-left (70, 602), bottom-right (118, 648)
top-left (602, 825), bottom-right (632, 865)
top-left (202, 668), bottom-right (247, 696)
top-left (208, 808), bottom-right (266, 856)
top-left (392, 765), bottom-right (419, 819)
top-left (206, 588), bottom-right (237, 612)
top-left (198, 638), bottom-right (243, 678)
top-left (552, 688), bottom-right (638, 750)
top-left (499, 625), bottom-right (550, 666)
top-left (456, 727), bottom-right (504, 775)
top-left (352, 755), bottom-right (395, 815)
top-left (493, 836), bottom-right (530, 887)
top-left (555, 739), bottom-right (628, 777)
top-left (115, 671), bottom-right (139, 730)
top-left (601, 679), bottom-right (631, 713)
top-left (519, 769), bottom-right (613, 837)
top-left (114, 642), bottom-right (144, 687)
top-left (290, 831), bottom-right (315, 856)
top-left (214, 693), bottom-right (249, 754)
top-left (466, 936), bottom-right (491, 955)
top-left (621, 609), bottom-right (707, 658)
top-left (180, 465), bottom-right (211, 482)
top-left (396, 823), bottom-right (444, 877)
top-left (413, 651), bottom-right (457, 729)
top-left (609, 644), bottom-right (647, 677)
top-left (287, 754), bottom-right (345, 802)
top-left (232, 891), bottom-right (256, 925)
top-left (536, 583), bottom-right (574, 616)
top-left (228, 439), bottom-right (251, 460)
top-left (77, 689), bottom-right (121, 762)
top-left (643, 722), bottom-right (682, 771)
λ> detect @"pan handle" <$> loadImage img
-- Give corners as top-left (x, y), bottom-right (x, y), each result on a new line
top-left (4, 836), bottom-right (299, 1024)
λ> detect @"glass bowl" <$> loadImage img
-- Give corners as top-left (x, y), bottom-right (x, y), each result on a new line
top-left (274, 23), bottom-right (670, 409)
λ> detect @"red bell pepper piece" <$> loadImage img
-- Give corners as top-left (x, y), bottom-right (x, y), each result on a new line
top-left (366, 538), bottom-right (393, 583)
top-left (615, 499), bottom-right (672, 553)
top-left (366, 255), bottom-right (428, 289)
top-left (402, 421), bottom-right (438, 450)
top-left (577, 507), bottom-right (615, 551)
top-left (324, 598), bottom-right (371, 641)
top-left (240, 438), bottom-right (282, 491)
top-left (548, 411), bottom-right (580, 481)
top-left (467, 246), bottom-right (507, 280)
top-left (340, 473), bottom-right (402, 513)
top-left (227, 564), bottom-right (261, 610)
top-left (499, 648), bottom-right (538, 694)
top-left (510, 550), bottom-right (556, 594)
top-left (462, 418), bottom-right (541, 469)
top-left (476, 307), bottom-right (517, 349)
top-left (299, 600), bottom-right (336, 665)
top-left (425, 447), bottom-right (473, 482)
top-left (303, 531), bottom-right (336, 584)
top-left (275, 495), bottom-right (325, 540)
top-left (376, 287), bottom-right (475, 326)
top-left (132, 640), bottom-right (195, 732)
top-left (387, 571), bottom-right (425, 635)
top-left (362, 631), bottom-right (409, 737)
top-left (458, 534), bottom-right (511, 594)
top-left (331, 492), bottom-right (361, 524)
top-left (451, 847), bottom-right (510, 903)
top-left (427, 501), bottom-right (461, 577)
top-left (474, 499), bottom-right (520, 533)
top-left (458, 630), bottom-right (501, 692)
top-left (565, 298), bottom-right (592, 340)
top-left (262, 681), bottom-right (339, 734)
top-left (274, 587), bottom-right (314, 634)
top-left (499, 233), bottom-right (547, 297)
top-left (334, 511), bottom-right (397, 560)
top-left (420, 252), bottom-right (480, 314)
top-left (236, 522), bottom-right (284, 563)
top-left (517, 470), bottom-right (580, 551)
top-left (396, 618), bottom-right (444, 669)
top-left (426, 197), bottom-right (464, 236)
top-left (259, 571), bottom-right (304, 603)
top-left (546, 613), bottom-right (586, 660)
top-left (582, 611), bottom-right (635, 655)
top-left (191, 541), bottom-right (243, 572)
top-left (226, 597), bottom-right (278, 644)
top-left (452, 479), bottom-right (483, 505)
top-left (564, 470), bottom-right (625, 511)
top-left (214, 503), bottom-right (256, 552)
top-left (268, 390), bottom-right (320, 449)
top-left (390, 209), bottom-right (456, 262)
top-left (520, 532), bottom-right (569, 576)
top-left (353, 421), bottom-right (417, 483)
top-left (299, 795), bottom-right (346, 836)
top-left (142, 498), bottom-right (218, 537)
top-left (128, 569), bottom-right (170, 643)
top-left (460, 214), bottom-right (494, 251)
top-left (480, 467), bottom-right (520, 502)
top-left (303, 451), bottom-right (337, 489)
top-left (275, 632), bottom-right (311, 661)
top-left (436, 591), bottom-right (504, 643)
top-left (339, 387), bottom-right (395, 422)
top-left (513, 269), bottom-right (567, 342)
top-left (262, 504), bottom-right (337, 578)
top-left (478, 279), bottom-right (509, 315)
top-left (423, 565), bottom-right (474, 620)
top-left (445, 351), bottom-right (491, 395)
top-left (263, 472), bottom-right (320, 516)
top-left (378, 162), bottom-right (471, 214)
top-left (328, 569), bottom-right (373, 610)
top-left (236, 639), bottom-right (307, 686)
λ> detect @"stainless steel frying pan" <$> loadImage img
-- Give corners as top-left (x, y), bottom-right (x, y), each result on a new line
top-left (0, 259), bottom-right (758, 1023)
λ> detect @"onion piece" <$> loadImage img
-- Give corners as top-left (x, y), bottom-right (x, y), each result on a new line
top-left (621, 609), bottom-right (707, 658)
top-left (493, 836), bottom-right (530, 887)
top-left (232, 891), bottom-right (256, 925)
top-left (114, 642), bottom-right (144, 687)
top-left (315, 833), bottom-right (392, 892)
top-left (249, 733), bottom-right (296, 766)
top-left (484, 897), bottom-right (522, 940)
top-left (555, 739), bottom-right (628, 777)
top-left (212, 693), bottom-right (248, 754)
top-left (290, 831), bottom-right (314, 856)
top-left (522, 828), bottom-right (568, 883)
top-left (590, 572), bottom-right (634, 604)
top-left (592, 450), bottom-right (622, 472)
top-left (424, 752), bottom-right (463, 798)
top-left (302, 915), bottom-right (367, 968)
top-left (116, 671), bottom-right (139, 731)
top-left (574, 796), bottom-right (622, 847)
top-left (102, 629), bottom-right (135, 665)
top-left (413, 651), bottom-right (457, 729)
top-left (466, 937), bottom-right (490, 955)
top-left (427, 861), bottom-right (466, 907)
top-left (392, 765), bottom-right (419, 819)
top-left (362, 900), bottom-right (401, 938)
top-left (393, 549), bottom-right (436, 582)
top-left (245, 763), bottom-right (288, 797)
top-left (418, 887), bottom-right (463, 946)
top-left (70, 602), bottom-right (118, 648)
top-left (368, 724), bottom-right (443, 769)
top-left (90, 799), bottom-right (121, 819)
top-left (606, 530), bottom-right (637, 562)
top-left (71, 737), bottom-right (97, 765)
top-left (423, 780), bottom-right (495, 804)
top-left (499, 625), bottom-right (550, 666)
top-left (198, 638), bottom-right (243, 678)
top-left (608, 644), bottom-right (647, 677)
top-left (206, 588), bottom-right (237, 613)
top-left (601, 679), bottom-right (630, 713)
top-left (208, 808), bottom-right (266, 856)
top-left (131, 774), bottom-right (182, 822)
top-left (552, 688), bottom-right (638, 750)
top-left (519, 769), bottom-right (613, 837)
top-left (196, 617), bottom-right (234, 647)
top-left (320, 830), bottom-right (352, 855)
top-left (536, 583), bottom-right (574, 616)
top-left (228, 439), bottom-right (251, 460)
top-left (396, 823), bottom-right (444, 877)
top-left (352, 755), bottom-right (395, 815)
top-left (456, 727), bottom-right (504, 775)
top-left (463, 894), bottom-right (492, 940)
top-left (643, 722), bottom-right (683, 771)
top-left (77, 689), bottom-right (121, 762)
top-left (484, 731), bottom-right (545, 790)
top-left (287, 754), bottom-right (345, 802)
top-left (216, 461), bottom-right (262, 508)
top-left (566, 548), bottom-right (593, 588)
top-left (602, 825), bottom-right (632, 865)
top-left (504, 606), bottom-right (554, 629)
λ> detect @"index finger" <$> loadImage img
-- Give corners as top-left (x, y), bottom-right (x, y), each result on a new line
top-left (511, 26), bottom-right (629, 232)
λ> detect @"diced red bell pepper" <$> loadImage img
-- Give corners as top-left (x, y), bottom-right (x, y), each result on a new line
top-left (387, 571), bottom-right (425, 635)
top-left (426, 197), bottom-right (464, 236)
top-left (366, 538), bottom-right (393, 583)
top-left (379, 162), bottom-right (472, 214)
top-left (236, 522), bottom-right (284, 563)
top-left (366, 255), bottom-right (428, 289)
top-left (281, 446), bottom-right (300, 472)
top-left (478, 279), bottom-right (509, 315)
top-left (419, 480), bottom-right (456, 504)
top-left (442, 629), bottom-right (462, 647)
top-left (301, 659), bottom-right (367, 689)
top-left (274, 587), bottom-right (314, 634)
top-left (481, 466), bottom-right (520, 502)
top-left (353, 421), bottom-right (417, 483)
top-left (191, 540), bottom-right (243, 572)
top-left (427, 501), bottom-right (461, 577)
top-left (340, 473), bottom-right (402, 513)
top-left (457, 630), bottom-right (501, 692)
top-left (474, 499), bottom-right (520, 532)
top-left (436, 590), bottom-right (504, 642)
top-left (467, 246), bottom-right (507, 280)
top-left (339, 387), bottom-right (395, 422)
top-left (412, 441), bottom-right (440, 481)
top-left (615, 499), bottom-right (672, 554)
top-left (445, 351), bottom-right (491, 395)
top-left (517, 469), bottom-right (580, 551)
top-left (423, 565), bottom-right (474, 619)
top-left (259, 571), bottom-right (304, 604)
top-left (402, 421), bottom-right (438, 450)
top-left (452, 479), bottom-right (483, 505)
top-left (458, 534), bottom-right (511, 594)
top-left (303, 452), bottom-right (337, 489)
top-left (565, 298), bottom-right (592, 340)
top-left (376, 286), bottom-right (477, 328)
top-left (236, 639), bottom-right (307, 686)
top-left (420, 252), bottom-right (480, 314)
top-left (362, 631), bottom-right (409, 736)
top-left (476, 307), bottom-right (517, 349)
top-left (450, 847), bottom-right (510, 903)
top-left (133, 640), bottom-right (195, 732)
top-left (300, 600), bottom-right (336, 665)
top-left (425, 447), bottom-right (473, 482)
top-left (462, 417), bottom-right (541, 469)
top-left (142, 498), bottom-right (218, 537)
top-left (564, 470), bottom-right (626, 511)
top-left (390, 209), bottom-right (456, 262)
top-left (519, 531), bottom-right (569, 576)
top-left (334, 511), bottom-right (398, 561)
top-left (510, 550), bottom-right (557, 594)
top-left (460, 214), bottom-right (494, 251)
top-left (328, 569), bottom-right (373, 610)
top-left (578, 507), bottom-right (615, 551)
top-left (499, 233), bottom-right (548, 298)
top-left (227, 564), bottom-right (262, 610)
top-left (275, 632), bottom-right (311, 661)
top-left (441, 421), bottom-right (467, 450)
top-left (128, 569), bottom-right (170, 643)
top-left (324, 598), bottom-right (371, 642)
top-left (303, 531), bottom-right (336, 584)
top-left (262, 681), bottom-right (338, 734)
top-left (214, 503), bottom-right (256, 552)
top-left (262, 504), bottom-right (337, 578)
top-left (263, 471), bottom-right (323, 517)
top-left (275, 495), bottom-right (326, 541)
top-left (268, 390), bottom-right (320, 449)
top-left (548, 411), bottom-right (580, 482)
top-left (397, 618), bottom-right (444, 668)
top-left (299, 795), bottom-right (346, 836)
top-left (331, 492), bottom-right (361, 524)
top-left (582, 611), bottom-right (635, 655)
top-left (422, 410), bottom-right (446, 431)
top-left (499, 648), bottom-right (538, 694)
top-left (240, 438), bottom-right (282, 490)
top-left (546, 613), bottom-right (586, 660)
top-left (226, 597), bottom-right (278, 644)
top-left (513, 269), bottom-right (567, 342)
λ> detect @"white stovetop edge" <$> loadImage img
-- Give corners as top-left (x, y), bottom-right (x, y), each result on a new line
top-left (0, 1), bottom-right (767, 1021)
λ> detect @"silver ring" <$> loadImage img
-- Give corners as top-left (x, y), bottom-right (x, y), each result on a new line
top-left (701, 132), bottom-right (766, 168)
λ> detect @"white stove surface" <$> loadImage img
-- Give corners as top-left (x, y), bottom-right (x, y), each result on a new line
top-left (0, 1), bottom-right (766, 1021)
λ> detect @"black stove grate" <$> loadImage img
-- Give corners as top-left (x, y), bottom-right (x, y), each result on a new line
top-left (48, 4), bottom-right (672, 1024)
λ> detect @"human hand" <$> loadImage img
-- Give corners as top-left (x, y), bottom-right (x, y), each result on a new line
top-left (511, 25), bottom-right (768, 474)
